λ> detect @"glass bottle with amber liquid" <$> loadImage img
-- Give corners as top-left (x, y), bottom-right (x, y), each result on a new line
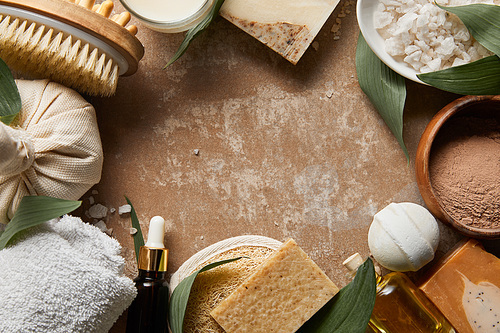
top-left (344, 253), bottom-right (456, 333)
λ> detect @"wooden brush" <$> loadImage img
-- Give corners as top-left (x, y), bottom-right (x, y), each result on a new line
top-left (0, 0), bottom-right (144, 96)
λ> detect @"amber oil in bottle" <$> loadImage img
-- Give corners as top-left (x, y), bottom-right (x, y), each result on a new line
top-left (344, 253), bottom-right (456, 333)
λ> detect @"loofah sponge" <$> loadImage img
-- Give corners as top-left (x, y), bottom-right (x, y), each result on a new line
top-left (170, 235), bottom-right (282, 333)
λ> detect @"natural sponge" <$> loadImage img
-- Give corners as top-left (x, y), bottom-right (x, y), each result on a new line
top-left (210, 238), bottom-right (339, 333)
top-left (368, 202), bottom-right (439, 272)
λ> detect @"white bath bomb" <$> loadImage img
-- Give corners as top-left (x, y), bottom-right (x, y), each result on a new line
top-left (368, 202), bottom-right (439, 272)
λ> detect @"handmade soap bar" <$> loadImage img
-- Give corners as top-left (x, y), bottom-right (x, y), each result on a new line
top-left (210, 238), bottom-right (339, 333)
top-left (418, 239), bottom-right (500, 333)
top-left (220, 0), bottom-right (340, 64)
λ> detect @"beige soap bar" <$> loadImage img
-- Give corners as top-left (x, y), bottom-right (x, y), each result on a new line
top-left (210, 238), bottom-right (339, 333)
top-left (220, 0), bottom-right (341, 64)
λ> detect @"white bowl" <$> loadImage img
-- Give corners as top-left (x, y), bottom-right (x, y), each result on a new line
top-left (356, 0), bottom-right (423, 83)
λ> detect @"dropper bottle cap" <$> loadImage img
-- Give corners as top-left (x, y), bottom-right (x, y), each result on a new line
top-left (138, 216), bottom-right (168, 272)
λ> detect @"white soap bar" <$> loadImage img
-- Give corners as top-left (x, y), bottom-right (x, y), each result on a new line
top-left (220, 0), bottom-right (341, 64)
top-left (368, 202), bottom-right (439, 272)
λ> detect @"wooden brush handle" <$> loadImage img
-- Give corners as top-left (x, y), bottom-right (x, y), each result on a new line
top-left (0, 0), bottom-right (144, 76)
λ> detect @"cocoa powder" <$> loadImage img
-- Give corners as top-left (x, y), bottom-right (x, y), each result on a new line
top-left (429, 113), bottom-right (500, 229)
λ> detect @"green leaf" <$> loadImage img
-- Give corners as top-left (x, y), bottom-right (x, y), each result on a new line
top-left (356, 32), bottom-right (408, 161)
top-left (0, 196), bottom-right (81, 250)
top-left (0, 114), bottom-right (17, 125)
top-left (297, 258), bottom-right (376, 333)
top-left (436, 3), bottom-right (500, 56)
top-left (164, 0), bottom-right (226, 68)
top-left (0, 57), bottom-right (21, 125)
top-left (169, 257), bottom-right (242, 333)
top-left (125, 196), bottom-right (145, 263)
top-left (418, 55), bottom-right (500, 95)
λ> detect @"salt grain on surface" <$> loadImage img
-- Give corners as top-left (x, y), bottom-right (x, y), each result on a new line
top-left (88, 204), bottom-right (108, 219)
top-left (374, 0), bottom-right (498, 73)
top-left (119, 204), bottom-right (132, 215)
top-left (95, 220), bottom-right (108, 233)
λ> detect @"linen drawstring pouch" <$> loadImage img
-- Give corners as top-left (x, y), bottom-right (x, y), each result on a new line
top-left (0, 79), bottom-right (103, 224)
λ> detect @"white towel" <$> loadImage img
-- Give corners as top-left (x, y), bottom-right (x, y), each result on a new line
top-left (0, 215), bottom-right (137, 333)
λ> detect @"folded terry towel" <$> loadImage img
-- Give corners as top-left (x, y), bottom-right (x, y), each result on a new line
top-left (0, 215), bottom-right (137, 333)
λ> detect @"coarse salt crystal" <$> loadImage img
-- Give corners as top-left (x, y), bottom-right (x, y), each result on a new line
top-left (88, 204), bottom-right (108, 219)
top-left (119, 204), bottom-right (132, 215)
top-left (374, 11), bottom-right (394, 29)
top-left (404, 50), bottom-right (423, 69)
top-left (95, 220), bottom-right (108, 233)
top-left (405, 44), bottom-right (420, 55)
top-left (394, 12), bottom-right (418, 34)
top-left (385, 37), bottom-right (405, 56)
top-left (452, 57), bottom-right (469, 67)
top-left (425, 58), bottom-right (442, 72)
top-left (435, 36), bottom-right (457, 59)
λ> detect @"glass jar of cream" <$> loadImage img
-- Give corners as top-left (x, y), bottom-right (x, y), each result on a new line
top-left (120, 0), bottom-right (214, 33)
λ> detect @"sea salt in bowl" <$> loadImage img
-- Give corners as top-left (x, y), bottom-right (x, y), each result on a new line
top-left (416, 95), bottom-right (500, 239)
top-left (357, 0), bottom-right (495, 84)
top-left (357, 0), bottom-right (422, 83)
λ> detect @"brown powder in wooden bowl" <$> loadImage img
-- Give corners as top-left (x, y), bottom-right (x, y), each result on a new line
top-left (429, 112), bottom-right (500, 229)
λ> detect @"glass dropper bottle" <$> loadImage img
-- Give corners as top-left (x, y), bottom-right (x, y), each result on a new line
top-left (343, 253), bottom-right (456, 333)
top-left (126, 216), bottom-right (169, 333)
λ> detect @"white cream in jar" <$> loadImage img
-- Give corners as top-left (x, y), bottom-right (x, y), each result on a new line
top-left (120, 0), bottom-right (213, 33)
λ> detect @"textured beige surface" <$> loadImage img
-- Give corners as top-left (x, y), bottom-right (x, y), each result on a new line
top-left (210, 239), bottom-right (338, 333)
top-left (75, 1), bottom-right (471, 331)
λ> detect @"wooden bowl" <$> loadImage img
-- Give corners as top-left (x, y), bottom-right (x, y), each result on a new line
top-left (416, 95), bottom-right (500, 239)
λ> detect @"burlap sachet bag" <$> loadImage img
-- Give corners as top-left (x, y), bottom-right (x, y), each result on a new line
top-left (0, 79), bottom-right (103, 224)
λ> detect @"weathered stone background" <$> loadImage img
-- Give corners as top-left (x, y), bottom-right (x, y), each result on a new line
top-left (83, 1), bottom-right (471, 329)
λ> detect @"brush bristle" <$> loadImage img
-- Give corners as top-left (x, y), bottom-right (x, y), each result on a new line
top-left (0, 14), bottom-right (119, 96)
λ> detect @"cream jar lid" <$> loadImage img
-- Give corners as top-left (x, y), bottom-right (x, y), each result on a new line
top-left (121, 0), bottom-right (214, 33)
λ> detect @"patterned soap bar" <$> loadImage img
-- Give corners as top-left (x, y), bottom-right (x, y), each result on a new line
top-left (220, 0), bottom-right (341, 64)
top-left (418, 239), bottom-right (500, 333)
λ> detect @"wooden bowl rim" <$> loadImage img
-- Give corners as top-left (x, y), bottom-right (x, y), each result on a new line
top-left (415, 95), bottom-right (500, 239)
